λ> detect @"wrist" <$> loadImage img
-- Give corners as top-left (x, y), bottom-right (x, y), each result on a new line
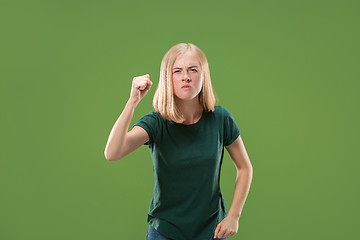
top-left (227, 211), bottom-right (241, 221)
top-left (127, 98), bottom-right (139, 107)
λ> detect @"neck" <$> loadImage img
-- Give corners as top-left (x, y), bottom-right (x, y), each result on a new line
top-left (174, 96), bottom-right (204, 124)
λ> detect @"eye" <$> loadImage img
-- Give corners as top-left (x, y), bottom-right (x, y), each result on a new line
top-left (174, 70), bottom-right (180, 73)
top-left (191, 69), bottom-right (197, 72)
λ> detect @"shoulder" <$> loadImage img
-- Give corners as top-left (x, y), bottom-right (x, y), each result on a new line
top-left (214, 105), bottom-right (232, 118)
top-left (140, 111), bottom-right (161, 120)
top-left (134, 110), bottom-right (162, 128)
top-left (133, 110), bottom-right (163, 145)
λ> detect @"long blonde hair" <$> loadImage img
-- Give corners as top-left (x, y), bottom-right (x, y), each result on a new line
top-left (153, 43), bottom-right (217, 123)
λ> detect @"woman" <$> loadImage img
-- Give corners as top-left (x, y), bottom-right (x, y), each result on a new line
top-left (104, 43), bottom-right (253, 240)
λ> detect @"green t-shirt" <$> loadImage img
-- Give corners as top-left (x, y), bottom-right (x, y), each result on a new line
top-left (132, 105), bottom-right (241, 240)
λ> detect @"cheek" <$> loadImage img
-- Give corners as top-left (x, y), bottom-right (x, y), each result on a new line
top-left (173, 77), bottom-right (182, 86)
top-left (196, 79), bottom-right (203, 88)
top-left (172, 79), bottom-right (181, 92)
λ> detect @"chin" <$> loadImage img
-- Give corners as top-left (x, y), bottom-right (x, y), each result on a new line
top-left (176, 95), bottom-right (198, 101)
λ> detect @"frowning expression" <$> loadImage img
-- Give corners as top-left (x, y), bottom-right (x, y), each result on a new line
top-left (172, 51), bottom-right (203, 101)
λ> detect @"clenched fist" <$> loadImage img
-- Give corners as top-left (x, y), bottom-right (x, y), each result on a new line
top-left (129, 74), bottom-right (152, 104)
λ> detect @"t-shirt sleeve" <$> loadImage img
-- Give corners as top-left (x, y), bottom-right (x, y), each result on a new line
top-left (132, 111), bottom-right (158, 146)
top-left (223, 107), bottom-right (241, 146)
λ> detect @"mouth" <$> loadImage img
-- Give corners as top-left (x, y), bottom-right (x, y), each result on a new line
top-left (182, 85), bottom-right (191, 89)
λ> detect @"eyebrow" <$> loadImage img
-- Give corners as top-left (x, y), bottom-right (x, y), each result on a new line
top-left (173, 65), bottom-right (199, 70)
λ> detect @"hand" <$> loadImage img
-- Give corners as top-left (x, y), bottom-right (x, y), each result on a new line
top-left (129, 74), bottom-right (152, 104)
top-left (213, 215), bottom-right (239, 239)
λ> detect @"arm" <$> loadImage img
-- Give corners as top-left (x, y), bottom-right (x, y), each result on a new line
top-left (226, 135), bottom-right (253, 220)
top-left (104, 99), bottom-right (141, 161)
top-left (104, 74), bottom-right (152, 161)
top-left (214, 134), bottom-right (253, 239)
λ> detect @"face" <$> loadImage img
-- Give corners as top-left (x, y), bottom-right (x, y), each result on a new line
top-left (172, 51), bottom-right (203, 102)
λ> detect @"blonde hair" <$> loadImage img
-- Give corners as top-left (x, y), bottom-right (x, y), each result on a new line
top-left (153, 43), bottom-right (217, 123)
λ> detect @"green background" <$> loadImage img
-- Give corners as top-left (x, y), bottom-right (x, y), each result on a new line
top-left (1, 0), bottom-right (359, 239)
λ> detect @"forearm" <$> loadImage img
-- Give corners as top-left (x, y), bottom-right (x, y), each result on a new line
top-left (104, 99), bottom-right (138, 161)
top-left (227, 167), bottom-right (253, 221)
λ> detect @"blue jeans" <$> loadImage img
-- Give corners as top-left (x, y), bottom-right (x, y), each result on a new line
top-left (146, 224), bottom-right (228, 240)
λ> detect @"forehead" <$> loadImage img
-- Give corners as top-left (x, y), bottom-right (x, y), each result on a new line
top-left (173, 52), bottom-right (200, 68)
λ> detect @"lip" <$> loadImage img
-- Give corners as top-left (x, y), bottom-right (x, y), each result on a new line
top-left (182, 85), bottom-right (191, 89)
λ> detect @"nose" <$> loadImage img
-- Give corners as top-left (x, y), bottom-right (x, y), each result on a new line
top-left (182, 72), bottom-right (191, 82)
